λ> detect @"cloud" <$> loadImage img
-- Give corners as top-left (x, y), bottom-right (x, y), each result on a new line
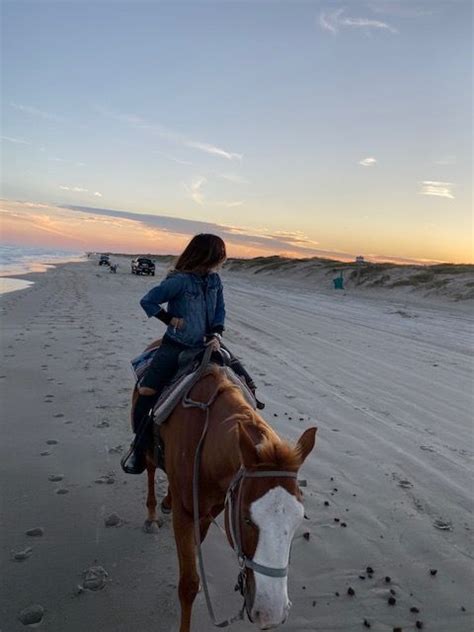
top-left (185, 141), bottom-right (242, 162)
top-left (1, 135), bottom-right (31, 145)
top-left (434, 155), bottom-right (456, 166)
top-left (11, 102), bottom-right (64, 122)
top-left (359, 157), bottom-right (377, 167)
top-left (94, 191), bottom-right (103, 197)
top-left (97, 106), bottom-right (242, 161)
top-left (184, 177), bottom-right (207, 205)
top-left (218, 173), bottom-right (249, 184)
top-left (319, 8), bottom-right (398, 34)
top-left (223, 201), bottom-right (244, 208)
top-left (419, 181), bottom-right (455, 199)
top-left (59, 185), bottom-right (89, 193)
top-left (60, 204), bottom-right (343, 258)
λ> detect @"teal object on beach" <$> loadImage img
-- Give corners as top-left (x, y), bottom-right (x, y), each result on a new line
top-left (333, 272), bottom-right (344, 290)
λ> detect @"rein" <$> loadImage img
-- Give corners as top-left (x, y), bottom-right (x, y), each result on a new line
top-left (181, 345), bottom-right (299, 628)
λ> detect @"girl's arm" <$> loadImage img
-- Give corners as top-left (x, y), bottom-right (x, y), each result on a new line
top-left (210, 280), bottom-right (226, 334)
top-left (140, 274), bottom-right (184, 318)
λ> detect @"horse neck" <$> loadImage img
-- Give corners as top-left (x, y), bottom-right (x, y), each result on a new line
top-left (204, 374), bottom-right (278, 480)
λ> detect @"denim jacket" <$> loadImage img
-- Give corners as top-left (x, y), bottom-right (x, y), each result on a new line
top-left (140, 271), bottom-right (225, 348)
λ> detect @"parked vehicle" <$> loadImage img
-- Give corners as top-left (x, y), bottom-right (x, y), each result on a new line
top-left (131, 257), bottom-right (155, 276)
top-left (99, 254), bottom-right (110, 266)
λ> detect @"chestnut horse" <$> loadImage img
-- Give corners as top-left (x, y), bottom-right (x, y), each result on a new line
top-left (138, 363), bottom-right (317, 632)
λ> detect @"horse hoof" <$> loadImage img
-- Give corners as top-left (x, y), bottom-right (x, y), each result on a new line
top-left (143, 519), bottom-right (162, 533)
top-left (161, 500), bottom-right (172, 515)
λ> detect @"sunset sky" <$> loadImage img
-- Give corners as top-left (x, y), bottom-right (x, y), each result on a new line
top-left (1, 1), bottom-right (472, 263)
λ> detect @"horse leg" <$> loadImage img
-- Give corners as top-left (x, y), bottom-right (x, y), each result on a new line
top-left (143, 459), bottom-right (162, 533)
top-left (172, 504), bottom-right (211, 632)
top-left (161, 486), bottom-right (172, 514)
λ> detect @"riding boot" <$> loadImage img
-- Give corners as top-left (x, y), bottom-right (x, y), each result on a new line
top-left (120, 394), bottom-right (157, 475)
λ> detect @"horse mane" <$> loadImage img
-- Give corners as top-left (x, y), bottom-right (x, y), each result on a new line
top-left (210, 367), bottom-right (302, 471)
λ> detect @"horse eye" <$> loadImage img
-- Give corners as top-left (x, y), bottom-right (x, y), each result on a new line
top-left (244, 517), bottom-right (253, 526)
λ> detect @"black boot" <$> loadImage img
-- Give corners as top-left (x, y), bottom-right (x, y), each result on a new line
top-left (121, 394), bottom-right (156, 475)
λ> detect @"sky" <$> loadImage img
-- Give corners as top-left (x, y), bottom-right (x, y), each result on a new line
top-left (1, 0), bottom-right (472, 263)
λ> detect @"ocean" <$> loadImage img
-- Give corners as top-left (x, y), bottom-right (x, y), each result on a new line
top-left (0, 244), bottom-right (84, 295)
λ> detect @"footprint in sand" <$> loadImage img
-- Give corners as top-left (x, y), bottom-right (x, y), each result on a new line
top-left (48, 474), bottom-right (64, 482)
top-left (18, 604), bottom-right (44, 625)
top-left (46, 439), bottom-right (59, 445)
top-left (398, 480), bottom-right (414, 489)
top-left (56, 488), bottom-right (69, 495)
top-left (26, 527), bottom-right (44, 537)
top-left (13, 547), bottom-right (33, 561)
top-left (40, 451), bottom-right (51, 456)
top-left (53, 413), bottom-right (64, 418)
top-left (433, 518), bottom-right (452, 531)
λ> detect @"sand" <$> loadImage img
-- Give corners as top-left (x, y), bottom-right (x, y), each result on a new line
top-left (0, 258), bottom-right (472, 632)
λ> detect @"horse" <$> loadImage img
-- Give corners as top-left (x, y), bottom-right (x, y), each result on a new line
top-left (135, 358), bottom-right (317, 632)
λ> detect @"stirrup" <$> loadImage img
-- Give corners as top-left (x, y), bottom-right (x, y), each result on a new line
top-left (120, 444), bottom-right (147, 475)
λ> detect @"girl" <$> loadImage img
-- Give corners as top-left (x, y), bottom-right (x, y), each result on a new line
top-left (121, 233), bottom-right (227, 474)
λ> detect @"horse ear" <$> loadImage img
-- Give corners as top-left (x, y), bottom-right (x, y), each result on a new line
top-left (237, 422), bottom-right (259, 468)
top-left (296, 427), bottom-right (317, 466)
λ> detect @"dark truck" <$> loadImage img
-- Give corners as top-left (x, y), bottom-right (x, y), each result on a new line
top-left (99, 254), bottom-right (110, 266)
top-left (131, 257), bottom-right (155, 276)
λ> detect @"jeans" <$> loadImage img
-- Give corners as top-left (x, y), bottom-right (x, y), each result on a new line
top-left (139, 338), bottom-right (183, 391)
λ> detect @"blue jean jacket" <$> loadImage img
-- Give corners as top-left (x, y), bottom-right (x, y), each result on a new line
top-left (140, 271), bottom-right (225, 347)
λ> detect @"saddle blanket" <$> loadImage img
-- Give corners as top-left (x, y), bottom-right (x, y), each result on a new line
top-left (151, 365), bottom-right (257, 427)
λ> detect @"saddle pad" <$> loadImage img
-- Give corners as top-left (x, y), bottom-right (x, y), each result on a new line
top-left (130, 345), bottom-right (160, 383)
top-left (152, 366), bottom-right (256, 427)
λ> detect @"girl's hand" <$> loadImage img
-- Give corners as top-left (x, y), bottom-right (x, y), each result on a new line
top-left (205, 334), bottom-right (221, 352)
top-left (170, 317), bottom-right (185, 330)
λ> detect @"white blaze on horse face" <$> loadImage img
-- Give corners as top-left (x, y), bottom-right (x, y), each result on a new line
top-left (249, 486), bottom-right (304, 630)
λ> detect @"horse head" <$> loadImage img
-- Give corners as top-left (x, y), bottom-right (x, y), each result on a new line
top-left (225, 423), bottom-right (317, 630)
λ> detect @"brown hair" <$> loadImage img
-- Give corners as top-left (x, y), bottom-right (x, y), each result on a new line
top-left (174, 234), bottom-right (226, 274)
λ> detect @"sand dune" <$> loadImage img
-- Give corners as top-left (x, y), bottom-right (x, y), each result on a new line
top-left (0, 258), bottom-right (472, 631)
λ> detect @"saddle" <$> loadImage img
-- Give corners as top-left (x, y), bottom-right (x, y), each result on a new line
top-left (130, 341), bottom-right (261, 471)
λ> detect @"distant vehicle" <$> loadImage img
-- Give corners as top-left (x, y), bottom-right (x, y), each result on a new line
top-left (99, 254), bottom-right (110, 266)
top-left (131, 257), bottom-right (155, 276)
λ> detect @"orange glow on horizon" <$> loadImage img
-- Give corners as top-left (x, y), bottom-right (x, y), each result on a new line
top-left (0, 200), bottom-right (471, 265)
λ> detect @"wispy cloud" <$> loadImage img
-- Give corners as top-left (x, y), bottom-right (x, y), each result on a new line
top-left (59, 185), bottom-right (103, 197)
top-left (1, 135), bottom-right (31, 145)
top-left (185, 141), bottom-right (242, 162)
top-left (359, 157), bottom-right (377, 167)
top-left (319, 8), bottom-right (398, 35)
top-left (223, 200), bottom-right (244, 208)
top-left (434, 155), bottom-right (456, 166)
top-left (184, 177), bottom-right (207, 205)
top-left (11, 102), bottom-right (64, 122)
top-left (97, 106), bottom-right (242, 161)
top-left (218, 172), bottom-right (249, 184)
top-left (60, 185), bottom-right (88, 193)
top-left (419, 181), bottom-right (455, 199)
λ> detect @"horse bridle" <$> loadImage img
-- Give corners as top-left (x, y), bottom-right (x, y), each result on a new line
top-left (224, 467), bottom-right (299, 621)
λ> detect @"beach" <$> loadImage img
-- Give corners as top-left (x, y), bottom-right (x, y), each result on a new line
top-left (0, 258), bottom-right (472, 632)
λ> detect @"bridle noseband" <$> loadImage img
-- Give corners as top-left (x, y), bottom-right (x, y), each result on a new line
top-left (225, 467), bottom-right (299, 580)
top-left (225, 467), bottom-right (299, 622)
